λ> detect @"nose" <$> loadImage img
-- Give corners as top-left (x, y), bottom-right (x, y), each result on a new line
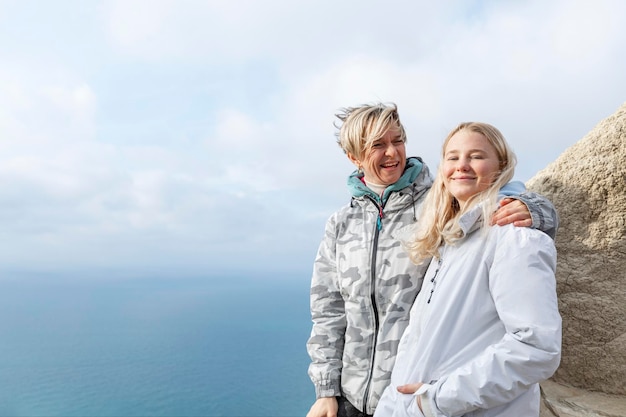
top-left (456, 157), bottom-right (470, 171)
top-left (385, 143), bottom-right (397, 157)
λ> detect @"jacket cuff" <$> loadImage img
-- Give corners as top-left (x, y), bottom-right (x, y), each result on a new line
top-left (415, 384), bottom-right (436, 417)
top-left (516, 194), bottom-right (545, 229)
top-left (315, 379), bottom-right (341, 399)
top-left (507, 193), bottom-right (559, 240)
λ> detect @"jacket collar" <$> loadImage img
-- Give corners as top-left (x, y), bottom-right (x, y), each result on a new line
top-left (458, 203), bottom-right (486, 237)
top-left (347, 157), bottom-right (424, 203)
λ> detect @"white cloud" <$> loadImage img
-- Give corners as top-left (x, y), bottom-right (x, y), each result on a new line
top-left (104, 0), bottom-right (306, 62)
top-left (550, 0), bottom-right (622, 64)
top-left (1, 0), bottom-right (625, 276)
top-left (0, 75), bottom-right (97, 151)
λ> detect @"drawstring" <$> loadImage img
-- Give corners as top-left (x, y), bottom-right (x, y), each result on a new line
top-left (411, 184), bottom-right (417, 221)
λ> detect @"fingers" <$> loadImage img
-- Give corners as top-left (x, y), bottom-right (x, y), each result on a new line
top-left (493, 212), bottom-right (532, 226)
top-left (513, 219), bottom-right (533, 227)
top-left (492, 199), bottom-right (531, 227)
top-left (397, 382), bottom-right (423, 394)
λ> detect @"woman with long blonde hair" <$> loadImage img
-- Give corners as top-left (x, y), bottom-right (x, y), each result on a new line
top-left (374, 122), bottom-right (561, 417)
top-left (407, 122), bottom-right (517, 264)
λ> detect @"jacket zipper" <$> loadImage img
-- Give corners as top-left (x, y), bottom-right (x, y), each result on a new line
top-left (427, 257), bottom-right (443, 304)
top-left (362, 195), bottom-right (383, 412)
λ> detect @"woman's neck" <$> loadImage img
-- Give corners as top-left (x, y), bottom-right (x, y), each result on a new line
top-left (363, 179), bottom-right (387, 197)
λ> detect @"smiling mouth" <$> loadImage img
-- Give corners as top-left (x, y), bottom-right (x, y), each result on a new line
top-left (381, 162), bottom-right (399, 168)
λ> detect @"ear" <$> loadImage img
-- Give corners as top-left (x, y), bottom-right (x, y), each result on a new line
top-left (347, 152), bottom-right (361, 168)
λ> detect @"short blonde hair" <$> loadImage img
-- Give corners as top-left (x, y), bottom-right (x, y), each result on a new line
top-left (335, 103), bottom-right (407, 159)
top-left (406, 122), bottom-right (517, 263)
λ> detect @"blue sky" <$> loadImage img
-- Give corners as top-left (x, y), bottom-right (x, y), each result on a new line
top-left (1, 0), bottom-right (625, 279)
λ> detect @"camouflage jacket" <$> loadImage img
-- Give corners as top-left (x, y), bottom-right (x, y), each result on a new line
top-left (306, 157), bottom-right (559, 414)
top-left (307, 157), bottom-right (433, 414)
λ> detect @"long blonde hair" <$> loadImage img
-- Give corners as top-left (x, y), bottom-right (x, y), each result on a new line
top-left (406, 122), bottom-right (517, 263)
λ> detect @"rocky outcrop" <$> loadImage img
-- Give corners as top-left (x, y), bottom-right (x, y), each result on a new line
top-left (526, 102), bottom-right (626, 415)
top-left (539, 380), bottom-right (626, 417)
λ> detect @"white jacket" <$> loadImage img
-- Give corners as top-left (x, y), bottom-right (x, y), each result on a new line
top-left (374, 205), bottom-right (562, 417)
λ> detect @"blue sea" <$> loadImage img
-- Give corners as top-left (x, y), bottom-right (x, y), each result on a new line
top-left (0, 274), bottom-right (314, 416)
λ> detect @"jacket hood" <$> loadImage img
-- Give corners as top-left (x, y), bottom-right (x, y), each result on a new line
top-left (347, 157), bottom-right (424, 203)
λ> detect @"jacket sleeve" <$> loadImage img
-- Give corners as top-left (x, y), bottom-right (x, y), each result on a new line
top-left (499, 180), bottom-right (560, 240)
top-left (306, 213), bottom-right (346, 399)
top-left (516, 191), bottom-right (559, 240)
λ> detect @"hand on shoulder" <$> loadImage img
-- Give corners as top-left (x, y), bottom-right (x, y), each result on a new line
top-left (491, 198), bottom-right (532, 228)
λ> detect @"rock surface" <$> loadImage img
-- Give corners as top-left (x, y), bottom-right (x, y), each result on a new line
top-left (540, 380), bottom-right (626, 417)
top-left (527, 102), bottom-right (626, 415)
